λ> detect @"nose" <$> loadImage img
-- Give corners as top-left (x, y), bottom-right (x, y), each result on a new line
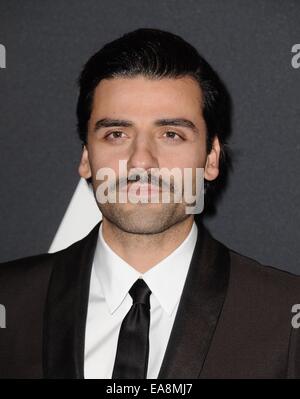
top-left (127, 135), bottom-right (159, 172)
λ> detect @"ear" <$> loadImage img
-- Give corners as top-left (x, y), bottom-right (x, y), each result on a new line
top-left (78, 145), bottom-right (92, 179)
top-left (204, 136), bottom-right (221, 181)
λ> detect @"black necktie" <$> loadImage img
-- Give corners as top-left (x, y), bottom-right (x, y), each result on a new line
top-left (112, 278), bottom-right (152, 379)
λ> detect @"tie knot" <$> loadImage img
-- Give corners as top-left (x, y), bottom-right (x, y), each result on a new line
top-left (129, 278), bottom-right (152, 307)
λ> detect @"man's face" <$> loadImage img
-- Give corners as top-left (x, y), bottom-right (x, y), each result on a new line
top-left (79, 75), bottom-right (220, 234)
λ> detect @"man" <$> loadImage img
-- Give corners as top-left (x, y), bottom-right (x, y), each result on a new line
top-left (0, 28), bottom-right (300, 379)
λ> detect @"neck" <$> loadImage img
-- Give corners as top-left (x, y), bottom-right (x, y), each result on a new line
top-left (101, 216), bottom-right (194, 273)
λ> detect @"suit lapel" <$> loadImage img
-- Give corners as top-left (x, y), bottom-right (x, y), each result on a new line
top-left (43, 221), bottom-right (101, 378)
top-left (43, 218), bottom-right (230, 379)
top-left (157, 218), bottom-right (231, 378)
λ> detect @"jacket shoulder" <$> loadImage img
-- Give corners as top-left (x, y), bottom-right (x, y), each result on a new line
top-left (0, 226), bottom-right (96, 277)
top-left (0, 252), bottom-right (55, 295)
top-left (0, 236), bottom-right (85, 298)
top-left (228, 248), bottom-right (300, 302)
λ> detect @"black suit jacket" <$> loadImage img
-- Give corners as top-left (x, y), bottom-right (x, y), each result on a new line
top-left (0, 218), bottom-right (300, 378)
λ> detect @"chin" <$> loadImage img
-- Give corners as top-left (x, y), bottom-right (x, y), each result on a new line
top-left (100, 203), bottom-right (188, 235)
top-left (119, 207), bottom-right (168, 234)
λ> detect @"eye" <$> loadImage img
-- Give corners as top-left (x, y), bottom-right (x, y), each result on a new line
top-left (163, 131), bottom-right (183, 141)
top-left (105, 130), bottom-right (126, 140)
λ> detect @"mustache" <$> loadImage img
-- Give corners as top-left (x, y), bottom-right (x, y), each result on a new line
top-left (113, 173), bottom-right (175, 192)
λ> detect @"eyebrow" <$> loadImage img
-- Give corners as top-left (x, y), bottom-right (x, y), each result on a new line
top-left (93, 118), bottom-right (199, 134)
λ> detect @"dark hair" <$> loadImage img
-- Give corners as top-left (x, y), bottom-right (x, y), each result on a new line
top-left (76, 28), bottom-right (232, 215)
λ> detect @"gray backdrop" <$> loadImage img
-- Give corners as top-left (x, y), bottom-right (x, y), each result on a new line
top-left (0, 0), bottom-right (299, 273)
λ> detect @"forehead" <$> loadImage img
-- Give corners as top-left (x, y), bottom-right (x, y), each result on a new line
top-left (90, 75), bottom-right (203, 119)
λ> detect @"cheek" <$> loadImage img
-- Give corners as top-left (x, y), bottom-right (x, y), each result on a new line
top-left (160, 145), bottom-right (206, 169)
top-left (87, 150), bottom-right (110, 177)
top-left (91, 159), bottom-right (121, 178)
top-left (189, 143), bottom-right (207, 168)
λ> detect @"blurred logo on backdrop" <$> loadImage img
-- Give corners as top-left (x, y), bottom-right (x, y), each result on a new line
top-left (291, 44), bottom-right (300, 69)
top-left (0, 305), bottom-right (6, 328)
top-left (0, 44), bottom-right (6, 69)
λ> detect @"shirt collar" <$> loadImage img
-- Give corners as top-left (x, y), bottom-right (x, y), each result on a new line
top-left (93, 221), bottom-right (198, 317)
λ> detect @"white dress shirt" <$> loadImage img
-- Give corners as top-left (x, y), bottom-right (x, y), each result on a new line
top-left (84, 221), bottom-right (198, 379)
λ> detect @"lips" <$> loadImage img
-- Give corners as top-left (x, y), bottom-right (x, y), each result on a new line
top-left (119, 182), bottom-right (161, 195)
